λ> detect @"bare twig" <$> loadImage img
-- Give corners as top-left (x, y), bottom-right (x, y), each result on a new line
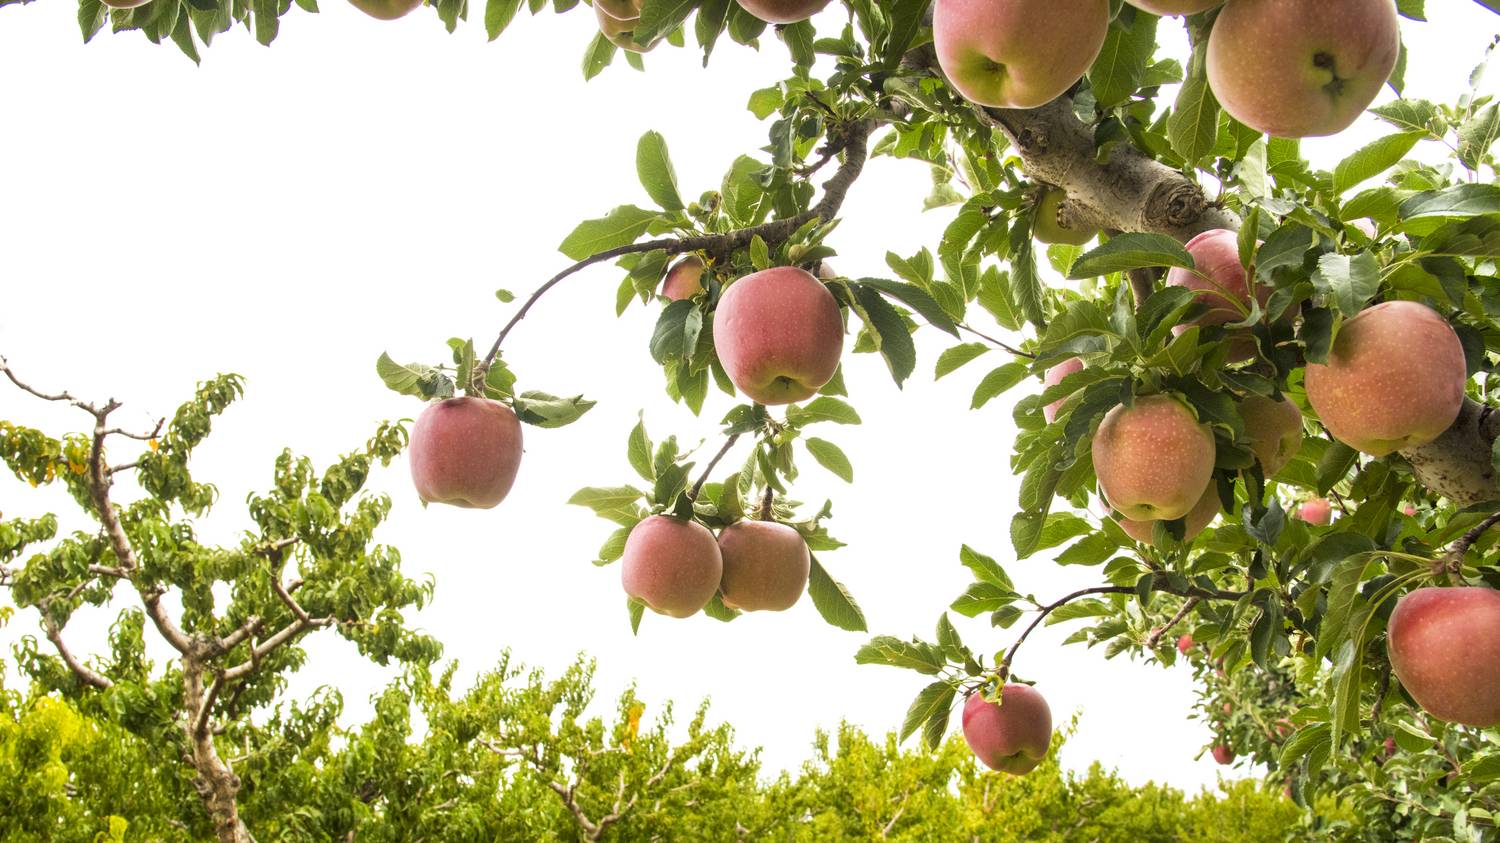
top-left (1144, 597), bottom-right (1200, 650)
top-left (958, 324), bottom-right (1034, 359)
top-left (1444, 509), bottom-right (1500, 572)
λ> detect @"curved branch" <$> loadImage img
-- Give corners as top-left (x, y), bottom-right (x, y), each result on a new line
top-left (478, 118), bottom-right (877, 372)
top-left (687, 433), bottom-right (741, 502)
top-left (42, 616), bottom-right (113, 690)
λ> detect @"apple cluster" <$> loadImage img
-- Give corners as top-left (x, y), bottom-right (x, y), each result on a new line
top-left (934, 0), bottom-right (1400, 139)
top-left (619, 513), bottom-right (813, 618)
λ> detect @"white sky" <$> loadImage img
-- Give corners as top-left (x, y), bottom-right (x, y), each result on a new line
top-left (1, 0), bottom-right (1496, 794)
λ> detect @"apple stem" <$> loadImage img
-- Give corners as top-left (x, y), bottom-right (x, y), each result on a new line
top-left (957, 323), bottom-right (1034, 359)
top-left (759, 485), bottom-right (774, 521)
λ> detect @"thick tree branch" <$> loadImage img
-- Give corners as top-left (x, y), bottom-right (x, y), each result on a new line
top-left (1145, 597), bottom-right (1200, 650)
top-left (41, 616), bottom-right (113, 690)
top-left (218, 615), bottom-right (332, 683)
top-left (1402, 400), bottom-right (1500, 507)
top-left (478, 118), bottom-right (877, 372)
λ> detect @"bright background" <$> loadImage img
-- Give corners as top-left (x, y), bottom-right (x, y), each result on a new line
top-left (1, 0), bottom-right (1496, 792)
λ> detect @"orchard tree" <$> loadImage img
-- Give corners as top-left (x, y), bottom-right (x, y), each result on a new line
top-left (7, 0), bottom-right (1500, 838)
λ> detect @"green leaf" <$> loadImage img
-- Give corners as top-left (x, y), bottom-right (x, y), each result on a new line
top-left (935, 343), bottom-right (990, 379)
top-left (854, 285), bottom-right (918, 387)
top-left (1316, 553), bottom-right (1373, 662)
top-left (880, 0), bottom-right (930, 67)
top-left (1401, 184), bottom-right (1500, 224)
top-left (627, 416), bottom-right (654, 482)
top-left (636, 131), bottom-right (685, 212)
top-left (558, 205), bottom-right (658, 260)
top-left (1067, 233), bottom-right (1194, 279)
top-left (786, 397), bottom-right (862, 426)
top-left (746, 86), bottom-right (783, 119)
top-left (635, 0), bottom-right (698, 42)
top-left (1459, 103), bottom-right (1500, 170)
top-left (1010, 236), bottom-right (1045, 328)
top-left (1333, 131), bottom-right (1422, 194)
top-left (1055, 533), bottom-right (1118, 567)
top-left (901, 681), bottom-right (955, 748)
top-left (859, 278), bottom-right (961, 337)
top-left (628, 597), bottom-right (645, 634)
top-left (951, 582), bottom-right (1016, 617)
top-left (513, 391), bottom-right (596, 428)
top-left (809, 556), bottom-right (867, 632)
top-left (854, 635), bottom-right (943, 673)
top-left (1167, 37), bottom-right (1221, 165)
top-left (805, 438), bottom-right (853, 483)
top-left (1313, 252), bottom-right (1381, 318)
top-left (650, 300), bottom-right (698, 363)
top-left (582, 31), bottom-right (617, 80)
top-left (484, 0), bottom-right (524, 40)
top-left (567, 486), bottom-right (647, 526)
top-left (960, 545), bottom-right (1013, 591)
top-left (376, 353), bottom-right (454, 401)
top-left (749, 234), bottom-right (770, 271)
top-left (1088, 10), bottom-right (1158, 108)
top-left (971, 363), bottom-right (1030, 410)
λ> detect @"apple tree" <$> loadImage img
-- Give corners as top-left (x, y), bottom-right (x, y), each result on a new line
top-left (8, 0), bottom-right (1500, 837)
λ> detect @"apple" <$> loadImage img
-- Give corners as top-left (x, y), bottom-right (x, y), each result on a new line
top-left (1092, 394), bottom-right (1216, 521)
top-left (717, 520), bottom-right (810, 612)
top-left (101, 0), bottom-right (153, 8)
top-left (1382, 737), bottom-right (1397, 759)
top-left (1117, 482), bottom-right (1220, 546)
top-left (662, 255), bottom-right (706, 301)
top-left (621, 515), bottom-right (723, 619)
top-left (712, 267), bottom-right (844, 405)
top-left (1042, 357), bottom-right (1084, 424)
top-left (1239, 395), bottom-right (1303, 477)
top-left (933, 0), bottom-right (1111, 109)
top-left (1165, 229), bottom-right (1275, 361)
top-left (1033, 189), bottom-right (1096, 246)
top-left (816, 262), bottom-right (838, 280)
top-left (1177, 634), bottom-right (1194, 655)
top-left (1275, 719), bottom-right (1294, 737)
top-left (1206, 0), bottom-right (1400, 138)
top-left (347, 0), bottom-right (423, 18)
top-left (1211, 744), bottom-right (1235, 765)
top-left (409, 397), bottom-right (523, 509)
top-left (1386, 586), bottom-right (1500, 728)
top-left (1303, 301), bottom-right (1467, 456)
top-left (596, 5), bottom-right (659, 52)
top-left (1294, 498), bottom-right (1333, 526)
top-left (1401, 504), bottom-right (1418, 517)
top-left (962, 684), bottom-right (1053, 774)
top-left (1124, 0), bottom-right (1221, 14)
top-left (594, 0), bottom-right (639, 18)
top-left (735, 0), bottom-right (830, 24)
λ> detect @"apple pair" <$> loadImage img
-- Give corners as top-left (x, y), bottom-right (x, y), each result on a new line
top-left (619, 514), bottom-right (811, 618)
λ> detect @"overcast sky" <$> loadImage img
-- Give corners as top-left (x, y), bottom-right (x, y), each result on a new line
top-left (1, 0), bottom-right (1496, 793)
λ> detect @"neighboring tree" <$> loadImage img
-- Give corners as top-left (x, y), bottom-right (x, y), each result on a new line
top-left (6, 0), bottom-right (1500, 839)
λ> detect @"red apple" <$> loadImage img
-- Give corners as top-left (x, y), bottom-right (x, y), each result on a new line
top-left (662, 255), bottom-right (706, 301)
top-left (1165, 229), bottom-right (1276, 361)
top-left (1239, 394), bottom-right (1303, 477)
top-left (735, 0), bottom-right (830, 24)
top-left (717, 520), bottom-right (810, 612)
top-left (621, 515), bottom-right (723, 619)
top-left (1206, 0), bottom-right (1400, 138)
top-left (933, 0), bottom-right (1111, 109)
top-left (1177, 634), bottom-right (1194, 655)
top-left (1382, 737), bottom-right (1397, 759)
top-left (1092, 394), bottom-right (1216, 521)
top-left (1124, 0), bottom-right (1221, 14)
top-left (409, 397), bottom-right (523, 509)
top-left (1117, 482), bottom-right (1220, 546)
top-left (1042, 357), bottom-right (1084, 424)
top-left (348, 0), bottom-right (423, 18)
top-left (712, 267), bottom-right (844, 405)
top-left (1211, 744), bottom-right (1235, 765)
top-left (1401, 504), bottom-right (1418, 517)
top-left (962, 684), bottom-right (1053, 774)
top-left (1033, 189), bottom-right (1096, 246)
top-left (1386, 587), bottom-right (1500, 728)
top-left (1294, 498), bottom-right (1333, 526)
top-left (1304, 301), bottom-right (1467, 456)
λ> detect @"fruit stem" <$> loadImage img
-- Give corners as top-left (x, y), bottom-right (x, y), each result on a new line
top-left (686, 433), bottom-right (741, 503)
top-left (759, 485), bottom-right (774, 521)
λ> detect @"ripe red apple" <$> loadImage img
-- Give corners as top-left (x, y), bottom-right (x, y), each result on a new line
top-left (1042, 357), bottom-right (1084, 424)
top-left (1382, 737), bottom-right (1397, 759)
top-left (1239, 395), bottom-right (1303, 477)
top-left (1275, 718), bottom-right (1294, 737)
top-left (409, 397), bottom-right (523, 509)
top-left (661, 255), bottom-right (706, 301)
top-left (1386, 587), bottom-right (1500, 728)
top-left (1401, 504), bottom-right (1418, 517)
top-left (621, 515), bottom-right (723, 619)
top-left (1092, 394), bottom-right (1216, 521)
top-left (1206, 0), bottom-right (1400, 138)
top-left (735, 0), bottom-right (829, 24)
top-left (1124, 0), bottom-right (1221, 14)
top-left (717, 520), bottom-right (810, 612)
top-left (1033, 189), bottom-right (1096, 246)
top-left (1303, 301), bottom-right (1467, 456)
top-left (1117, 482), bottom-right (1220, 546)
top-left (712, 267), bottom-right (844, 405)
top-left (1211, 744), bottom-right (1235, 765)
top-left (1177, 634), bottom-right (1194, 655)
top-left (347, 0), bottom-right (423, 18)
top-left (933, 0), bottom-right (1111, 109)
top-left (595, 4), bottom-right (659, 52)
top-left (1294, 498), bottom-right (1333, 526)
top-left (1165, 229), bottom-right (1275, 361)
top-left (962, 684), bottom-right (1053, 775)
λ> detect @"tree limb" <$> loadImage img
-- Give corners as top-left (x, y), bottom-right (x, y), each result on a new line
top-left (687, 433), bottom-right (741, 502)
top-left (41, 616), bottom-right (113, 690)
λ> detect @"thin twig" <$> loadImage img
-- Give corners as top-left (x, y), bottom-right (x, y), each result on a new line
top-left (1445, 509), bottom-right (1500, 571)
top-left (958, 324), bottom-right (1034, 359)
top-left (1145, 597), bottom-right (1200, 650)
top-left (686, 434), bottom-right (741, 502)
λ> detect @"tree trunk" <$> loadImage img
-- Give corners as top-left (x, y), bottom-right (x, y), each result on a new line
top-left (182, 659), bottom-right (251, 843)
